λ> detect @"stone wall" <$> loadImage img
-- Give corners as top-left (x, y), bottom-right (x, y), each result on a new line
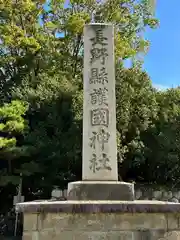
top-left (23, 211), bottom-right (180, 239)
top-left (55, 186), bottom-right (180, 202)
top-left (134, 185), bottom-right (180, 202)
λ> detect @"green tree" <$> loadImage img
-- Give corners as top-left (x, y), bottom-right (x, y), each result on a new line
top-left (0, 0), bottom-right (55, 101)
top-left (115, 67), bottom-right (158, 180)
top-left (135, 88), bottom-right (180, 185)
top-left (12, 72), bottom-right (82, 195)
top-left (0, 100), bottom-right (29, 185)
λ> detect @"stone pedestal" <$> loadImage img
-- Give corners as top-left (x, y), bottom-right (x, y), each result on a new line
top-left (16, 200), bottom-right (180, 240)
top-left (67, 181), bottom-right (134, 200)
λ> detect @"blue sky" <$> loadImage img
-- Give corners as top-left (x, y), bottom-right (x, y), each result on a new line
top-left (143, 0), bottom-right (180, 90)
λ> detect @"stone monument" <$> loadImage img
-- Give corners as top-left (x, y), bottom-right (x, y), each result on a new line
top-left (16, 24), bottom-right (180, 240)
top-left (68, 23), bottom-right (134, 201)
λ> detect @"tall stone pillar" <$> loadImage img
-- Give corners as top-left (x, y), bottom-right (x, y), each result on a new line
top-left (67, 24), bottom-right (134, 201)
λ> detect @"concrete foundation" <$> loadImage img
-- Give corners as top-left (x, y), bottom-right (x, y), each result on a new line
top-left (17, 200), bottom-right (180, 239)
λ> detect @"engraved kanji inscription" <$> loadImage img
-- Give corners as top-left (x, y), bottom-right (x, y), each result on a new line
top-left (90, 28), bottom-right (108, 46)
top-left (90, 47), bottom-right (108, 65)
top-left (99, 67), bottom-right (108, 84)
top-left (91, 108), bottom-right (109, 127)
top-left (89, 68), bottom-right (98, 84)
top-left (89, 27), bottom-right (108, 64)
top-left (89, 153), bottom-right (98, 173)
top-left (89, 128), bottom-right (110, 150)
top-left (90, 87), bottom-right (108, 106)
top-left (98, 153), bottom-right (112, 171)
top-left (97, 129), bottom-right (110, 150)
top-left (89, 67), bottom-right (108, 84)
top-left (89, 153), bottom-right (112, 173)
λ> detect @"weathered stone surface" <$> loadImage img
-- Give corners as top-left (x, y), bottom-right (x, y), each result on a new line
top-left (23, 213), bottom-right (38, 231)
top-left (134, 231), bottom-right (180, 240)
top-left (49, 187), bottom-right (180, 203)
top-left (22, 232), bottom-right (31, 240)
top-left (22, 211), bottom-right (180, 239)
top-left (22, 230), bottom-right (180, 240)
top-left (67, 181), bottom-right (134, 200)
top-left (160, 231), bottom-right (180, 240)
top-left (82, 23), bottom-right (117, 181)
top-left (36, 213), bottom-right (174, 231)
top-left (38, 213), bottom-right (71, 231)
top-left (23, 230), bottom-right (134, 240)
top-left (16, 200), bottom-right (180, 213)
top-left (167, 214), bottom-right (179, 230)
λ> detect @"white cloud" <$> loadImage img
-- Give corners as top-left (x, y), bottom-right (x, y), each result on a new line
top-left (153, 84), bottom-right (170, 91)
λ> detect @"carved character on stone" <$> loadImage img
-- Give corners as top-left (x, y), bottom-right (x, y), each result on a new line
top-left (90, 87), bottom-right (108, 106)
top-left (91, 108), bottom-right (109, 127)
top-left (89, 67), bottom-right (108, 85)
top-left (89, 128), bottom-right (110, 150)
top-left (89, 153), bottom-right (99, 173)
top-left (89, 153), bottom-right (112, 173)
top-left (97, 153), bottom-right (112, 171)
top-left (90, 27), bottom-right (108, 64)
top-left (90, 28), bottom-right (108, 46)
top-left (90, 47), bottom-right (108, 65)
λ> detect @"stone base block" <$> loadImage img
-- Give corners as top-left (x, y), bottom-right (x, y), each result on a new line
top-left (16, 200), bottom-right (180, 240)
top-left (67, 181), bottom-right (134, 200)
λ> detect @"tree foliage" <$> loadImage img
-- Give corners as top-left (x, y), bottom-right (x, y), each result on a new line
top-left (0, 100), bottom-right (29, 185)
top-left (137, 88), bottom-right (180, 185)
top-left (115, 67), bottom-right (158, 179)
